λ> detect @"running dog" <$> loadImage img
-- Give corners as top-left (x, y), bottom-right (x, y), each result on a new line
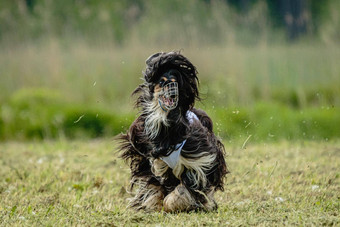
top-left (118, 51), bottom-right (228, 212)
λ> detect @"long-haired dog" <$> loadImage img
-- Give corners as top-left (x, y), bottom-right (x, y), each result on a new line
top-left (118, 51), bottom-right (228, 212)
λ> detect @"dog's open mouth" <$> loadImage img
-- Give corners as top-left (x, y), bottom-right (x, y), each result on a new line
top-left (160, 95), bottom-right (176, 107)
top-left (158, 81), bottom-right (178, 111)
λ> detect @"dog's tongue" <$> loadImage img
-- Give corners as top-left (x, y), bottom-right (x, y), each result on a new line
top-left (163, 97), bottom-right (172, 106)
top-left (160, 95), bottom-right (177, 110)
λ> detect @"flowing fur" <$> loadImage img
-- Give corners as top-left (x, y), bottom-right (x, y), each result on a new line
top-left (117, 51), bottom-right (229, 212)
top-left (144, 92), bottom-right (169, 139)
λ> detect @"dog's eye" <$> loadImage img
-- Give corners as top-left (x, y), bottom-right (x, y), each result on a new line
top-left (159, 79), bottom-right (165, 85)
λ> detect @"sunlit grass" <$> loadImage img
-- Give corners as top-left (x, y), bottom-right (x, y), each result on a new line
top-left (0, 139), bottom-right (339, 225)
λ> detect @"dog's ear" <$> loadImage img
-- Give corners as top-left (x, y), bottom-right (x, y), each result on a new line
top-left (144, 52), bottom-right (164, 83)
top-left (146, 52), bottom-right (162, 66)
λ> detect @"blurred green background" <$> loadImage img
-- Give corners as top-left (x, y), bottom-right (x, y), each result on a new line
top-left (0, 0), bottom-right (339, 143)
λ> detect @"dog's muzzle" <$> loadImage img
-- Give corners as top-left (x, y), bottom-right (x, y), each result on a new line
top-left (158, 81), bottom-right (178, 111)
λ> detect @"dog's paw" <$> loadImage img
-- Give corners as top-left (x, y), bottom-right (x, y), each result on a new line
top-left (163, 184), bottom-right (196, 212)
top-left (129, 185), bottom-right (164, 212)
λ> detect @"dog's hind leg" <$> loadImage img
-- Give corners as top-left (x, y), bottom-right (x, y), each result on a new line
top-left (163, 184), bottom-right (196, 212)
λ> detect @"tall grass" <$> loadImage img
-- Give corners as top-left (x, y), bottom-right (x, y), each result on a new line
top-left (0, 42), bottom-right (339, 141)
top-left (1, 42), bottom-right (339, 107)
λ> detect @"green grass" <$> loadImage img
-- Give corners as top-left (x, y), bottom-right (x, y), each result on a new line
top-left (0, 139), bottom-right (339, 226)
top-left (0, 43), bottom-right (340, 141)
top-left (1, 87), bottom-right (340, 141)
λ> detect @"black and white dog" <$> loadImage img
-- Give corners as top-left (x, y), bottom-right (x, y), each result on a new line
top-left (118, 52), bottom-right (228, 212)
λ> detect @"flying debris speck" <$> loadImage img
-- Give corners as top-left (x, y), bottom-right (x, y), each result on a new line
top-left (74, 115), bottom-right (85, 123)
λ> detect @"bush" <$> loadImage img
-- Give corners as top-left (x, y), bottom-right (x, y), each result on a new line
top-left (0, 88), bottom-right (339, 141)
top-left (62, 107), bottom-right (134, 139)
top-left (0, 88), bottom-right (134, 140)
top-left (209, 102), bottom-right (340, 142)
top-left (1, 88), bottom-right (65, 139)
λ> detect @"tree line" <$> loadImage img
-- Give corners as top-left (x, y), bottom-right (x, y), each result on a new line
top-left (0, 0), bottom-right (335, 44)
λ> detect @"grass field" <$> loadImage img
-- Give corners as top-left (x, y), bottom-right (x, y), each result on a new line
top-left (1, 2), bottom-right (340, 225)
top-left (0, 139), bottom-right (339, 226)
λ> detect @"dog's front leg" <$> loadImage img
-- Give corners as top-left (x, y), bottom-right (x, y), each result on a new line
top-left (130, 183), bottom-right (165, 212)
top-left (163, 184), bottom-right (196, 212)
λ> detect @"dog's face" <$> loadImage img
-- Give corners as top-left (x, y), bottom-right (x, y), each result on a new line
top-left (153, 69), bottom-right (180, 112)
top-left (141, 52), bottom-right (200, 115)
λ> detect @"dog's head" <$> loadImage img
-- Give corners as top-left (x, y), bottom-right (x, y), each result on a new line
top-left (141, 51), bottom-right (200, 113)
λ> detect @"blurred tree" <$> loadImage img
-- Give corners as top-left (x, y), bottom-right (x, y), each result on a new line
top-left (267, 0), bottom-right (331, 40)
top-left (227, 0), bottom-right (330, 41)
top-left (226, 0), bottom-right (255, 12)
top-left (25, 0), bottom-right (35, 12)
top-left (269, 0), bottom-right (309, 40)
top-left (0, 0), bottom-right (335, 44)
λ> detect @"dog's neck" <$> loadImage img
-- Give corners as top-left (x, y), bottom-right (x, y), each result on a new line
top-left (143, 95), bottom-right (187, 140)
top-left (144, 99), bottom-right (171, 140)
